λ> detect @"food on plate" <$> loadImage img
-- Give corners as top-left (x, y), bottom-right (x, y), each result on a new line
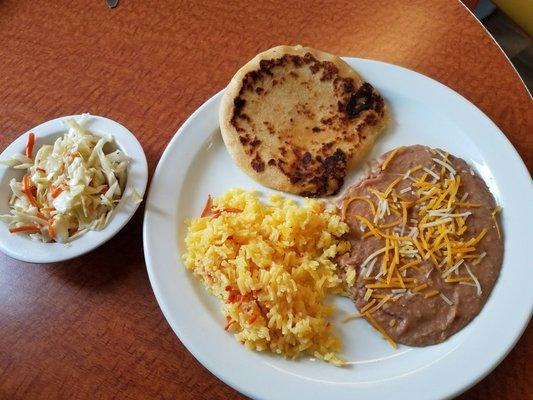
top-left (219, 45), bottom-right (389, 197)
top-left (183, 188), bottom-right (351, 364)
top-left (0, 115), bottom-right (131, 243)
top-left (338, 145), bottom-right (503, 346)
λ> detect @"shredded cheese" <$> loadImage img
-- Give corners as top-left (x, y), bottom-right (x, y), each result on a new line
top-left (391, 288), bottom-right (407, 294)
top-left (398, 259), bottom-right (422, 272)
top-left (412, 283), bottom-right (428, 293)
top-left (402, 164), bottom-right (423, 180)
top-left (342, 148), bottom-right (496, 346)
top-left (360, 299), bottom-right (377, 313)
top-left (424, 290), bottom-right (440, 298)
top-left (444, 276), bottom-right (472, 283)
top-left (420, 217), bottom-right (452, 229)
top-left (360, 246), bottom-right (390, 269)
top-left (366, 295), bottom-right (392, 314)
top-left (472, 251), bottom-right (486, 265)
top-left (442, 259), bottom-right (464, 278)
top-left (354, 215), bottom-right (382, 238)
top-left (381, 147), bottom-right (403, 171)
top-left (432, 157), bottom-right (456, 175)
top-left (364, 313), bottom-right (397, 349)
top-left (423, 167), bottom-right (440, 181)
top-left (342, 196), bottom-right (377, 220)
top-left (440, 293), bottom-right (453, 305)
top-left (464, 263), bottom-right (482, 296)
top-left (384, 177), bottom-right (402, 197)
top-left (435, 149), bottom-right (449, 161)
top-left (364, 258), bottom-right (378, 278)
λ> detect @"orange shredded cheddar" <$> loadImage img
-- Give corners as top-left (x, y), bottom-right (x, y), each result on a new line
top-left (444, 276), bottom-right (473, 283)
top-left (381, 147), bottom-right (403, 171)
top-left (360, 299), bottom-right (377, 314)
top-left (365, 313), bottom-right (397, 349)
top-left (424, 290), bottom-right (440, 298)
top-left (412, 283), bottom-right (428, 293)
top-left (342, 196), bottom-right (376, 219)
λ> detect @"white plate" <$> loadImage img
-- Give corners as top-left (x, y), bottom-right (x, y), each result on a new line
top-left (0, 115), bottom-right (148, 263)
top-left (143, 59), bottom-right (533, 400)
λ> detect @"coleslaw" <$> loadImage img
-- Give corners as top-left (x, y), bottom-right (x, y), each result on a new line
top-left (0, 115), bottom-right (134, 243)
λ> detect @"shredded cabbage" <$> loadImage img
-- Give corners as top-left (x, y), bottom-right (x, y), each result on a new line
top-left (0, 114), bottom-right (134, 243)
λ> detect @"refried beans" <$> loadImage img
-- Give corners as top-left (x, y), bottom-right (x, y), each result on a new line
top-left (338, 145), bottom-right (503, 346)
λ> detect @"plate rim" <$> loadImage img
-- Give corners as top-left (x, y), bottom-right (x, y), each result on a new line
top-left (143, 57), bottom-right (533, 400)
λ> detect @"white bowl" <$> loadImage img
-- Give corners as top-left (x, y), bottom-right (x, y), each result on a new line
top-left (0, 115), bottom-right (148, 263)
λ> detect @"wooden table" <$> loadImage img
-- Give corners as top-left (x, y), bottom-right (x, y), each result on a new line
top-left (0, 1), bottom-right (531, 399)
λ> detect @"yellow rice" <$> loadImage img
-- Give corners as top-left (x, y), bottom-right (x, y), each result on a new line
top-left (183, 188), bottom-right (351, 365)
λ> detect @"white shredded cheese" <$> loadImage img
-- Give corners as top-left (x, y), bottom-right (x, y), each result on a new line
top-left (428, 210), bottom-right (471, 218)
top-left (435, 149), bottom-right (448, 160)
top-left (392, 293), bottom-right (405, 301)
top-left (400, 249), bottom-right (418, 255)
top-left (440, 293), bottom-right (453, 305)
top-left (365, 258), bottom-right (378, 278)
top-left (420, 217), bottom-right (452, 229)
top-left (433, 157), bottom-right (456, 175)
top-left (391, 288), bottom-right (407, 294)
top-left (472, 251), bottom-right (486, 265)
top-left (360, 246), bottom-right (390, 269)
top-left (420, 187), bottom-right (436, 196)
top-left (373, 197), bottom-right (388, 223)
top-left (442, 259), bottom-right (464, 278)
top-left (427, 208), bottom-right (451, 216)
top-left (423, 167), bottom-right (440, 181)
top-left (464, 263), bottom-right (482, 296)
